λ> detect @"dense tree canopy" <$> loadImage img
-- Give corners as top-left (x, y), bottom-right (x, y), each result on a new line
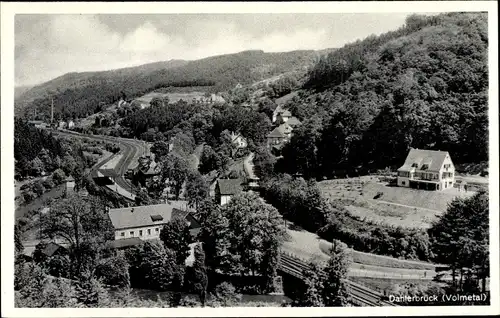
top-left (428, 190), bottom-right (489, 292)
top-left (200, 192), bottom-right (286, 292)
top-left (281, 13), bottom-right (488, 177)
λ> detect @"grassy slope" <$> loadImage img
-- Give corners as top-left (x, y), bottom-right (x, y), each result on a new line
top-left (319, 179), bottom-right (474, 212)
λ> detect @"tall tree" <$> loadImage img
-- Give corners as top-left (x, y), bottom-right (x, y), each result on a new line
top-left (161, 152), bottom-right (191, 199)
top-left (191, 244), bottom-right (208, 306)
top-left (160, 218), bottom-right (194, 265)
top-left (428, 190), bottom-right (489, 291)
top-left (202, 192), bottom-right (286, 282)
top-left (293, 261), bottom-right (326, 307)
top-left (125, 241), bottom-right (185, 292)
top-left (185, 171), bottom-right (209, 210)
top-left (322, 240), bottom-right (351, 306)
top-left (39, 194), bottom-right (114, 279)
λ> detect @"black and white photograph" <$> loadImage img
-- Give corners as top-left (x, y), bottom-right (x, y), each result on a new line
top-left (1, 1), bottom-right (498, 316)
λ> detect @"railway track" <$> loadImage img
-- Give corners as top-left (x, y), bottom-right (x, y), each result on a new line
top-left (51, 129), bottom-right (145, 200)
top-left (279, 253), bottom-right (398, 307)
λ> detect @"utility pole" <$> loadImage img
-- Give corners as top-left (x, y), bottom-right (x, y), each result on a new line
top-left (51, 98), bottom-right (54, 124)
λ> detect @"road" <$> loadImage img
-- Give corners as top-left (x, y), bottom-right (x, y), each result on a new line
top-left (243, 152), bottom-right (259, 180)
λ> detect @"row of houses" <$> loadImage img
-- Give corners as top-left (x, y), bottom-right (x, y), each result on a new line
top-left (267, 104), bottom-right (302, 149)
top-left (27, 120), bottom-right (75, 130)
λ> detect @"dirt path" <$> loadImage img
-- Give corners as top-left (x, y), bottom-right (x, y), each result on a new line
top-left (370, 199), bottom-right (442, 213)
top-left (244, 152), bottom-right (259, 180)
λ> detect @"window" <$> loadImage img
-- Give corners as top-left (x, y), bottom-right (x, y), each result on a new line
top-left (121, 232), bottom-right (125, 237)
top-left (139, 230), bottom-right (143, 236)
top-left (148, 229), bottom-right (151, 235)
top-left (402, 181), bottom-right (406, 185)
top-left (412, 163), bottom-right (419, 168)
top-left (155, 228), bottom-right (159, 232)
top-left (130, 231), bottom-right (134, 237)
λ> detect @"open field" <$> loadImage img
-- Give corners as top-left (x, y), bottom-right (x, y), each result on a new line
top-left (319, 177), bottom-right (476, 211)
top-left (320, 178), bottom-right (478, 228)
top-left (344, 203), bottom-right (439, 229)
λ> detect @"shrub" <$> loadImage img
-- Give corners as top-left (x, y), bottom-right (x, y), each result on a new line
top-left (52, 169), bottom-right (67, 185)
top-left (42, 177), bottom-right (55, 190)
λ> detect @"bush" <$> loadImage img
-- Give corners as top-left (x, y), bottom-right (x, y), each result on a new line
top-left (52, 169), bottom-right (66, 185)
top-left (42, 177), bottom-right (55, 190)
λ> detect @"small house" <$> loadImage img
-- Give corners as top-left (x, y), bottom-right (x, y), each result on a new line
top-left (215, 179), bottom-right (243, 206)
top-left (65, 176), bottom-right (75, 196)
top-left (397, 148), bottom-right (455, 191)
top-left (231, 132), bottom-right (248, 149)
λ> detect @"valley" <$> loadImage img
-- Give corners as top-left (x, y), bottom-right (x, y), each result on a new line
top-left (12, 11), bottom-right (491, 309)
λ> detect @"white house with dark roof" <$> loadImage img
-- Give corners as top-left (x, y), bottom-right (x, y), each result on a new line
top-left (397, 148), bottom-right (455, 191)
top-left (215, 179), bottom-right (244, 206)
top-left (107, 201), bottom-right (199, 240)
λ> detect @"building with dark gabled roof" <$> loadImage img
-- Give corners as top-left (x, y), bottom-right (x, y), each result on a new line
top-left (397, 148), bottom-right (455, 191)
top-left (215, 178), bottom-right (244, 206)
top-left (108, 201), bottom-right (200, 240)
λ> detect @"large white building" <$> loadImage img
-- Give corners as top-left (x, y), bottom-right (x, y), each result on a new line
top-left (397, 148), bottom-right (455, 191)
top-left (107, 201), bottom-right (199, 241)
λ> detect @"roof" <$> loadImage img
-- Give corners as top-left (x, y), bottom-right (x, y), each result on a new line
top-left (99, 169), bottom-right (117, 178)
top-left (278, 123), bottom-right (293, 134)
top-left (267, 127), bottom-right (286, 138)
top-left (42, 242), bottom-right (66, 257)
top-left (107, 237), bottom-right (144, 249)
top-left (280, 110), bottom-right (292, 117)
top-left (108, 201), bottom-right (193, 230)
top-left (216, 179), bottom-right (243, 195)
top-left (287, 116), bottom-right (302, 127)
top-left (273, 104), bottom-right (285, 117)
top-left (66, 176), bottom-right (75, 182)
top-left (397, 148), bottom-right (451, 172)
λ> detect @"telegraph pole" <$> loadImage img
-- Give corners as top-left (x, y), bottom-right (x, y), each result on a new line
top-left (51, 98), bottom-right (54, 124)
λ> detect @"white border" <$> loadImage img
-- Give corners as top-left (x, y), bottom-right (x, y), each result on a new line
top-left (1, 1), bottom-right (498, 317)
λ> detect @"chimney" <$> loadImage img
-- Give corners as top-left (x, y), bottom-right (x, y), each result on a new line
top-left (131, 208), bottom-right (135, 213)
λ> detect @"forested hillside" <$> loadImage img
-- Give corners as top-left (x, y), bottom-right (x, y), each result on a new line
top-left (15, 50), bottom-right (318, 121)
top-left (278, 12), bottom-right (488, 178)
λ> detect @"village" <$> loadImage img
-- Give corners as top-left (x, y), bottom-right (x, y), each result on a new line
top-left (10, 11), bottom-right (492, 310)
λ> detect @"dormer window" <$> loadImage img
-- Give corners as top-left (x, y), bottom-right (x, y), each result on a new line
top-left (421, 164), bottom-right (429, 170)
top-left (151, 215), bottom-right (164, 222)
top-left (411, 163), bottom-right (419, 168)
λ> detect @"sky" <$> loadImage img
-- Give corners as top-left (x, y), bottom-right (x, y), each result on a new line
top-left (15, 13), bottom-right (413, 87)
